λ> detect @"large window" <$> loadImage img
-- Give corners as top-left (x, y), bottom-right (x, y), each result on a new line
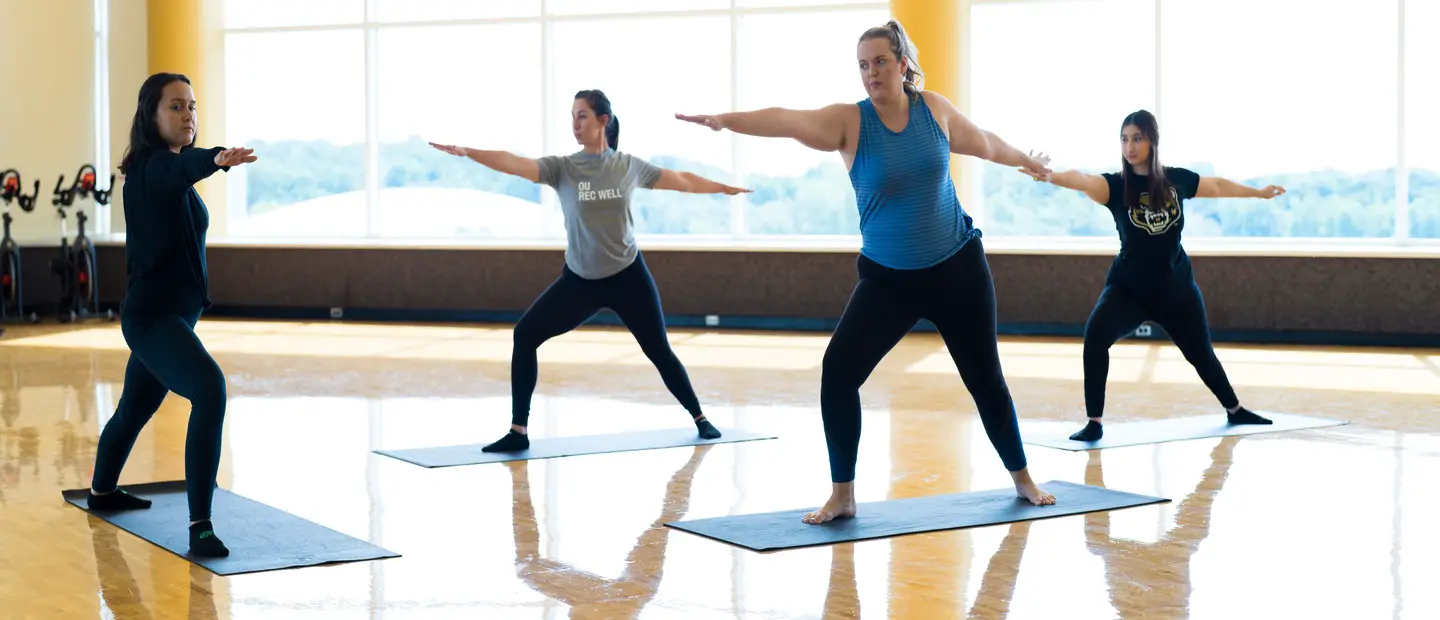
top-left (1407, 0), bottom-right (1439, 238)
top-left (737, 8), bottom-right (887, 235)
top-left (225, 2), bottom-right (890, 241)
top-left (225, 30), bottom-right (367, 237)
top-left (551, 16), bottom-right (735, 235)
top-left (971, 0), bottom-right (1431, 245)
top-left (376, 24), bottom-right (546, 239)
top-left (223, 1), bottom-right (1433, 247)
top-left (1163, 0), bottom-right (1396, 238)
top-left (970, 0), bottom-right (1154, 237)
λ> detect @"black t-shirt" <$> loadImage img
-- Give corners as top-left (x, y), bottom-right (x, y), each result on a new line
top-left (1100, 166), bottom-right (1200, 292)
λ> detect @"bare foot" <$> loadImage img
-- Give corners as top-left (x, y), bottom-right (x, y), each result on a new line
top-left (1010, 468), bottom-right (1056, 506)
top-left (802, 483), bottom-right (858, 524)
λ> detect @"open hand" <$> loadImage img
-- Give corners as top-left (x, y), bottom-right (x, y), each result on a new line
top-left (1022, 149), bottom-right (1052, 180)
top-left (429, 142), bottom-right (468, 157)
top-left (675, 113), bottom-right (727, 132)
top-left (1258, 184), bottom-right (1286, 198)
top-left (214, 147), bottom-right (257, 167)
top-left (1020, 167), bottom-right (1051, 183)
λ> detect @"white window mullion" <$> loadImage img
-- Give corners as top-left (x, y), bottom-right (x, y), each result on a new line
top-left (364, 0), bottom-right (381, 238)
top-left (729, 4), bottom-right (745, 239)
top-left (1396, 0), bottom-right (1409, 244)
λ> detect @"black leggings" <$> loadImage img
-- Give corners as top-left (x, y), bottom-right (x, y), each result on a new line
top-left (510, 253), bottom-right (701, 426)
top-left (1083, 281), bottom-right (1239, 418)
top-left (820, 239), bottom-right (1028, 483)
top-left (92, 309), bottom-right (227, 522)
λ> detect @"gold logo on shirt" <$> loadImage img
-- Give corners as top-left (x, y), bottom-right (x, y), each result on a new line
top-left (1128, 187), bottom-right (1182, 235)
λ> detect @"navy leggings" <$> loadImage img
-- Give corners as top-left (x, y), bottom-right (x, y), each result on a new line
top-left (510, 253), bottom-right (702, 426)
top-left (1083, 281), bottom-right (1239, 418)
top-left (92, 309), bottom-right (227, 521)
top-left (820, 239), bottom-right (1028, 483)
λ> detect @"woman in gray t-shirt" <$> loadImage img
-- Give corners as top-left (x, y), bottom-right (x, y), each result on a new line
top-left (432, 89), bottom-right (748, 453)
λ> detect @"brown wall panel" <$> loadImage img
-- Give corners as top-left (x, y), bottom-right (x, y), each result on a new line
top-left (70, 245), bottom-right (1438, 340)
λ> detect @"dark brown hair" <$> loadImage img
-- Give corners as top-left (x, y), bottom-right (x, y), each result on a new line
top-left (574, 89), bottom-right (619, 149)
top-left (1120, 110), bottom-right (1173, 212)
top-left (119, 72), bottom-right (194, 173)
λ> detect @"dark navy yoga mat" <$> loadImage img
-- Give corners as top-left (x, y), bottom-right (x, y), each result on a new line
top-left (63, 481), bottom-right (399, 575)
top-left (665, 480), bottom-right (1169, 552)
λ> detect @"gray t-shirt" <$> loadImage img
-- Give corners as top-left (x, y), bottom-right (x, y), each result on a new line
top-left (537, 149), bottom-right (663, 279)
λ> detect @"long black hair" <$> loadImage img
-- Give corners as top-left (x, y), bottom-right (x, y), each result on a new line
top-left (119, 72), bottom-right (194, 174)
top-left (575, 89), bottom-right (619, 149)
top-left (1120, 110), bottom-right (1172, 212)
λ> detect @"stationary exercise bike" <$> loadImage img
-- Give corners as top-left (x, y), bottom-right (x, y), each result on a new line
top-left (50, 165), bottom-right (116, 323)
top-left (0, 169), bottom-right (40, 324)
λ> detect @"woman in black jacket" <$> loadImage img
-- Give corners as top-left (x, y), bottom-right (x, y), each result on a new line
top-left (86, 72), bottom-right (256, 558)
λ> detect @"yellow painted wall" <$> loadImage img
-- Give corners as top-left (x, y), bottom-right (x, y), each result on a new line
top-left (886, 2), bottom-right (975, 615)
top-left (108, 0), bottom-right (150, 235)
top-left (0, 0), bottom-right (104, 244)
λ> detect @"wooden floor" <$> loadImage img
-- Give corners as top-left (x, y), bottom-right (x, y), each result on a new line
top-left (0, 319), bottom-right (1437, 619)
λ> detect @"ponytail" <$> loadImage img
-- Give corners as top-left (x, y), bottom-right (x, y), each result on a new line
top-left (606, 115), bottom-right (620, 150)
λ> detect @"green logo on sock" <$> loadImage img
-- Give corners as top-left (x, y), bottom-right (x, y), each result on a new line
top-left (199, 531), bottom-right (213, 539)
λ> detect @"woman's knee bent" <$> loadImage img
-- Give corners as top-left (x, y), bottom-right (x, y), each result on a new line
top-left (189, 363), bottom-right (228, 417)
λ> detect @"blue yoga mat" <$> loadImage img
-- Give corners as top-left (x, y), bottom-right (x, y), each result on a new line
top-left (665, 480), bottom-right (1168, 551)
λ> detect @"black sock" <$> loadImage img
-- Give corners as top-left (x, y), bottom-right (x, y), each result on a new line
top-left (694, 416), bottom-right (721, 440)
top-left (481, 430), bottom-right (530, 453)
top-left (189, 520), bottom-right (229, 558)
top-left (1227, 408), bottom-right (1272, 425)
top-left (87, 489), bottom-right (153, 511)
top-left (1069, 420), bottom-right (1103, 442)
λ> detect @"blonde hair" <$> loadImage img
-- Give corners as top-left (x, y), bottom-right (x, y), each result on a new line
top-left (859, 20), bottom-right (924, 98)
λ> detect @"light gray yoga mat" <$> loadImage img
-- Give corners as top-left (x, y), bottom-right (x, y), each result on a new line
top-left (1022, 411), bottom-right (1348, 451)
top-left (375, 427), bottom-right (775, 467)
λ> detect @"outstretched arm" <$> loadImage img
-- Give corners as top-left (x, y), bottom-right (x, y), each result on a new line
top-left (1196, 176), bottom-right (1285, 199)
top-left (1023, 168), bottom-right (1110, 205)
top-left (922, 92), bottom-right (1050, 177)
top-left (652, 169), bottom-right (751, 195)
top-left (430, 142), bottom-right (540, 183)
top-left (676, 104), bottom-right (851, 153)
top-left (147, 147), bottom-right (256, 196)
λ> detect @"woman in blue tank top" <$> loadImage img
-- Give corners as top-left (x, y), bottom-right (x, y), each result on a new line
top-left (678, 20), bottom-right (1057, 523)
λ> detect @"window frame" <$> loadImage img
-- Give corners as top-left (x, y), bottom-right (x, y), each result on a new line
top-left (213, 0), bottom-right (1440, 255)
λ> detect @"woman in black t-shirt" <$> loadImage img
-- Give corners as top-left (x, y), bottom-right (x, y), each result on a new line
top-left (1023, 110), bottom-right (1284, 442)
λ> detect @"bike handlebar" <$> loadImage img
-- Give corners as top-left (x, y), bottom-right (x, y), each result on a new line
top-left (1, 170), bottom-right (40, 213)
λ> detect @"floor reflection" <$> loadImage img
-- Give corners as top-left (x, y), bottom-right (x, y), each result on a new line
top-left (0, 320), bottom-right (1437, 619)
top-left (508, 445), bottom-right (711, 618)
top-left (89, 514), bottom-right (223, 620)
top-left (1084, 436), bottom-right (1238, 619)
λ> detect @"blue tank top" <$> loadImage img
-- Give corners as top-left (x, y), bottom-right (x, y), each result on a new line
top-left (848, 94), bottom-right (978, 270)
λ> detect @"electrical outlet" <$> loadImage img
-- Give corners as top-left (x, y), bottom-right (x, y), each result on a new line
top-left (1135, 324), bottom-right (1152, 337)
top-left (330, 307), bottom-right (343, 319)
top-left (704, 315), bottom-right (720, 326)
